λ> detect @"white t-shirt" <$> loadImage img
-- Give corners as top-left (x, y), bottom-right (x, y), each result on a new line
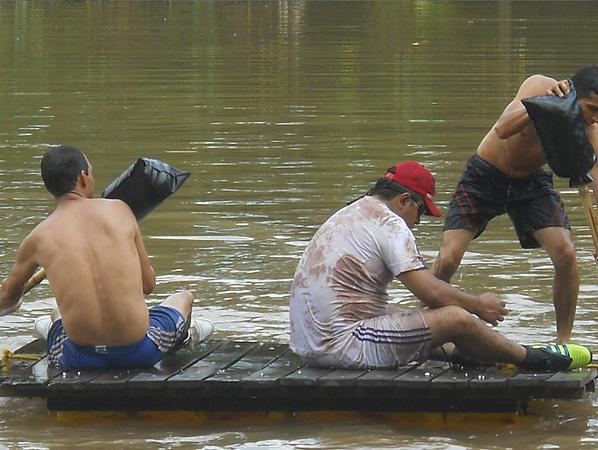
top-left (289, 196), bottom-right (426, 363)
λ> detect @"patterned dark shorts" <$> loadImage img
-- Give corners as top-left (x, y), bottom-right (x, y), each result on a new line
top-left (443, 154), bottom-right (570, 249)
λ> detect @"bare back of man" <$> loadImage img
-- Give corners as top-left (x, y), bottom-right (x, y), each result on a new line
top-left (25, 197), bottom-right (152, 346)
top-left (0, 145), bottom-right (215, 370)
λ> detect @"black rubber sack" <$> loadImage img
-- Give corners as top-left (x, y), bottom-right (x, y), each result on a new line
top-left (522, 84), bottom-right (595, 186)
top-left (101, 158), bottom-right (190, 220)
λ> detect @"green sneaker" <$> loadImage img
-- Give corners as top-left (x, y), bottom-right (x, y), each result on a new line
top-left (525, 344), bottom-right (593, 371)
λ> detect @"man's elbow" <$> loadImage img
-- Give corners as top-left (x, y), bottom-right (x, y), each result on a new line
top-left (143, 286), bottom-right (154, 296)
top-left (141, 266), bottom-right (156, 295)
top-left (418, 286), bottom-right (446, 309)
top-left (1, 282), bottom-right (17, 302)
top-left (494, 124), bottom-right (510, 140)
top-left (143, 279), bottom-right (155, 295)
top-left (420, 278), bottom-right (460, 309)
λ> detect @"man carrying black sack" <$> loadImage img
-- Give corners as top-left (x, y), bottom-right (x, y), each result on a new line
top-left (0, 145), bottom-right (213, 370)
top-left (433, 65), bottom-right (598, 344)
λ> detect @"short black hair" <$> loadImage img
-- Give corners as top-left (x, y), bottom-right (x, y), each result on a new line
top-left (572, 65), bottom-right (598, 99)
top-left (41, 145), bottom-right (89, 197)
top-left (347, 177), bottom-right (423, 205)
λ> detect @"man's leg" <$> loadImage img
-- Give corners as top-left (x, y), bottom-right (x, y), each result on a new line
top-left (432, 229), bottom-right (474, 283)
top-left (428, 343), bottom-right (455, 361)
top-left (159, 290), bottom-right (214, 347)
top-left (152, 290), bottom-right (195, 351)
top-left (160, 289), bottom-right (194, 320)
top-left (50, 306), bottom-right (61, 322)
top-left (422, 306), bottom-right (526, 364)
top-left (34, 306), bottom-right (61, 340)
top-left (162, 290), bottom-right (194, 340)
top-left (533, 227), bottom-right (578, 344)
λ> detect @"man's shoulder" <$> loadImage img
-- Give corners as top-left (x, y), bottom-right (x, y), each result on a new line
top-left (50, 198), bottom-right (134, 225)
top-left (89, 198), bottom-right (133, 213)
top-left (349, 196), bottom-right (410, 233)
top-left (18, 224), bottom-right (42, 251)
top-left (90, 197), bottom-right (126, 206)
top-left (23, 213), bottom-right (61, 251)
top-left (516, 74), bottom-right (557, 98)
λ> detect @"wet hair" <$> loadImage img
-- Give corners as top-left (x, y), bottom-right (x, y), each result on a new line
top-left (41, 145), bottom-right (89, 197)
top-left (571, 65), bottom-right (598, 99)
top-left (347, 178), bottom-right (422, 205)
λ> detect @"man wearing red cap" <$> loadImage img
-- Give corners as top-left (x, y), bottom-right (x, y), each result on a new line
top-left (289, 162), bottom-right (592, 371)
top-left (432, 67), bottom-right (598, 344)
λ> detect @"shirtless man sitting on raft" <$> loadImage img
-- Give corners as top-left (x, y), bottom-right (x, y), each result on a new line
top-left (0, 145), bottom-right (213, 370)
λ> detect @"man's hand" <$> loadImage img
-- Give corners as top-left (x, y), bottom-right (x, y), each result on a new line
top-left (547, 79), bottom-right (570, 97)
top-left (476, 293), bottom-right (507, 326)
top-left (0, 298), bottom-right (22, 316)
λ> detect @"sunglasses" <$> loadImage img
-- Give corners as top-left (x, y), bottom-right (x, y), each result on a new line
top-left (382, 179), bottom-right (428, 217)
top-left (411, 197), bottom-right (426, 217)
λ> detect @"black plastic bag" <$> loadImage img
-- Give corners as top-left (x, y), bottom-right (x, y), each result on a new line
top-left (102, 158), bottom-right (190, 220)
top-left (522, 83), bottom-right (595, 186)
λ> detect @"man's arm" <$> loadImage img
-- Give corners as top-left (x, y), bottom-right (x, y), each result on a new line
top-left (586, 125), bottom-right (598, 204)
top-left (494, 75), bottom-right (570, 139)
top-left (132, 220), bottom-right (155, 295)
top-left (0, 235), bottom-right (38, 315)
top-left (398, 269), bottom-right (507, 326)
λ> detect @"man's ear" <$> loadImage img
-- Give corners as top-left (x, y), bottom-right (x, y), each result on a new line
top-left (390, 192), bottom-right (411, 212)
top-left (78, 170), bottom-right (89, 188)
top-left (398, 192), bottom-right (412, 208)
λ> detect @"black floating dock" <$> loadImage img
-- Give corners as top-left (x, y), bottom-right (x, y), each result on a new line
top-left (0, 339), bottom-right (595, 414)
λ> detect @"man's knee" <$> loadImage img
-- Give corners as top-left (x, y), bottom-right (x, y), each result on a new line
top-left (179, 289), bottom-right (194, 302)
top-left (550, 240), bottom-right (577, 273)
top-left (443, 305), bottom-right (478, 331)
top-left (178, 289), bottom-right (194, 311)
top-left (426, 306), bottom-right (478, 343)
top-left (161, 290), bottom-right (194, 317)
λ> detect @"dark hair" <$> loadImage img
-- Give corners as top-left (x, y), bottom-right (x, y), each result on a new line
top-left (571, 65), bottom-right (598, 99)
top-left (347, 178), bottom-right (422, 205)
top-left (41, 145), bottom-right (89, 197)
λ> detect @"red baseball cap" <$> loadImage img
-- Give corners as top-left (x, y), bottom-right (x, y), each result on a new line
top-left (384, 161), bottom-right (441, 217)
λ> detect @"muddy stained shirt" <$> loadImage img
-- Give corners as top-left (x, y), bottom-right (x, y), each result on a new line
top-left (289, 195), bottom-right (426, 365)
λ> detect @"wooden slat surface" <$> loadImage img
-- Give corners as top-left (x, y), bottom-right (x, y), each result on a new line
top-left (281, 365), bottom-right (334, 386)
top-left (355, 365), bottom-right (415, 386)
top-left (127, 339), bottom-right (223, 390)
top-left (242, 348), bottom-right (305, 386)
top-left (166, 341), bottom-right (257, 388)
top-left (546, 368), bottom-right (597, 390)
top-left (317, 368), bottom-right (370, 387)
top-left (469, 365), bottom-right (518, 391)
top-left (0, 340), bottom-right (57, 396)
top-left (0, 339), bottom-right (595, 413)
top-left (431, 365), bottom-right (486, 391)
top-left (206, 342), bottom-right (289, 384)
top-left (539, 368), bottom-right (598, 399)
top-left (393, 360), bottom-right (450, 391)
